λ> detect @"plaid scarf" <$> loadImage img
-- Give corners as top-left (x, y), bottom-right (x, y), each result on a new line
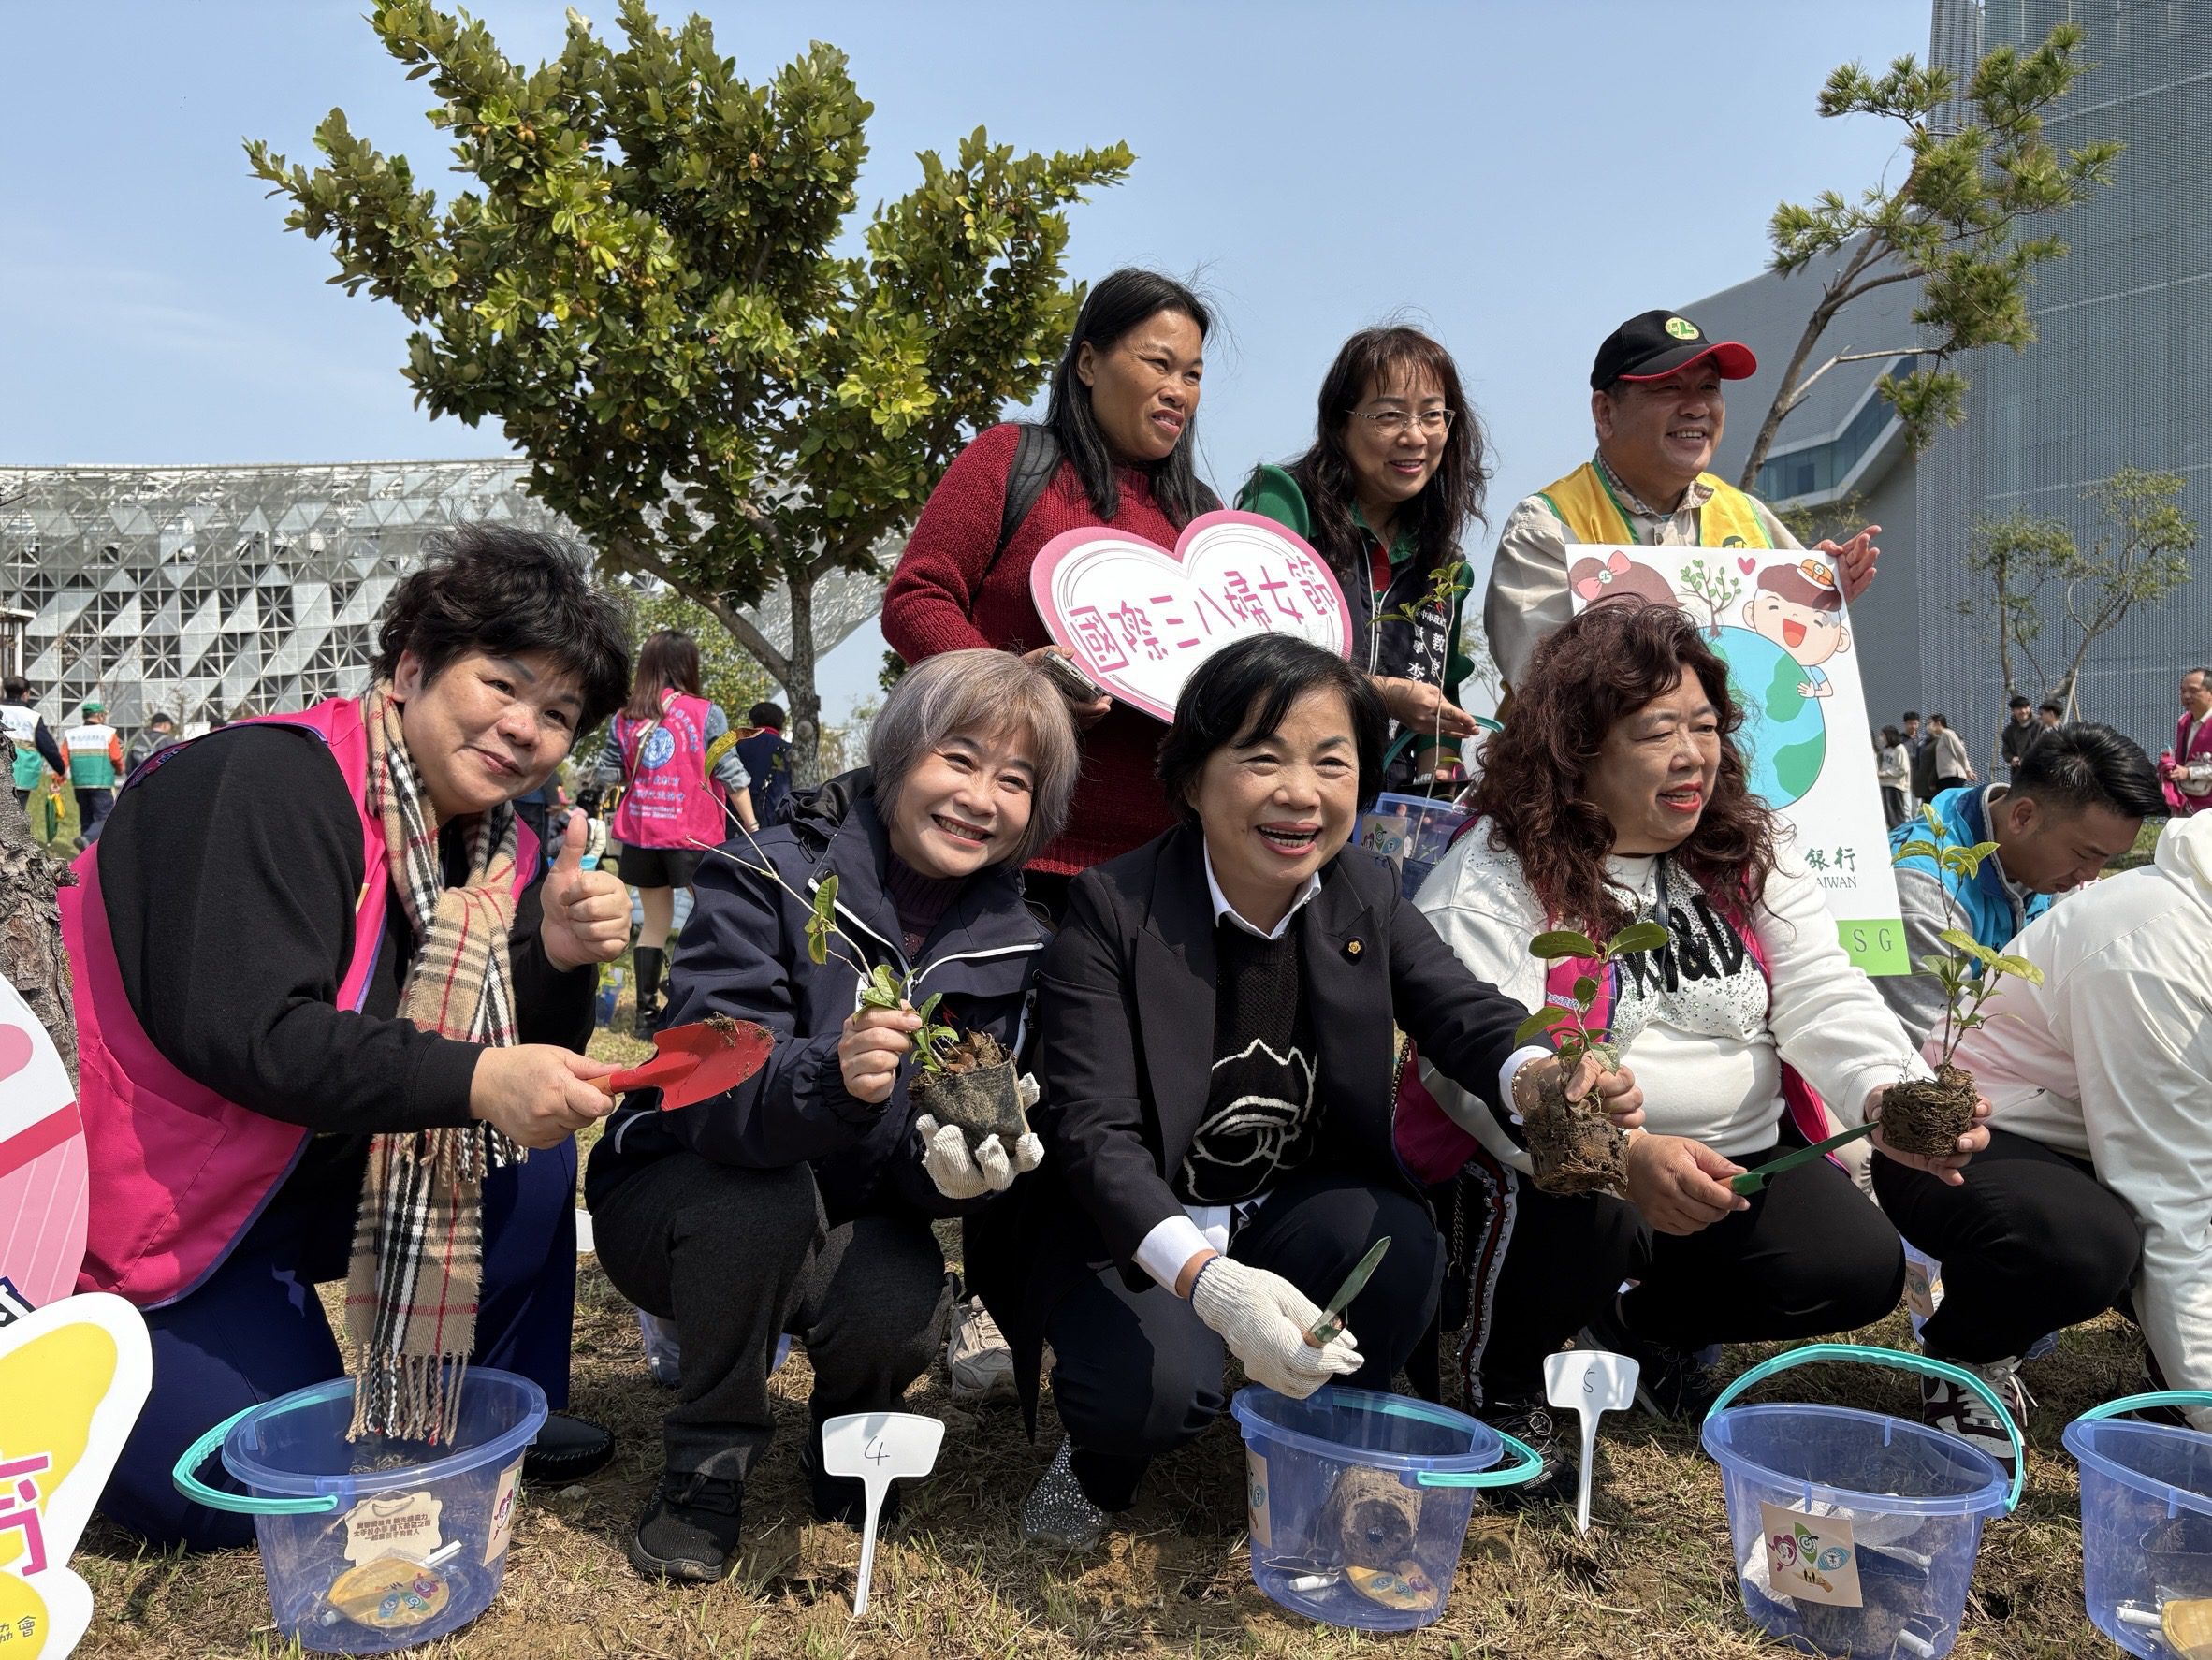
top-left (346, 682), bottom-right (525, 1443)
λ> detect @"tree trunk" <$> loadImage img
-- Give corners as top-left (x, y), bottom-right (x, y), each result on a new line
top-left (0, 794), bottom-right (77, 1086)
top-left (783, 567), bottom-right (824, 787)
top-left (1739, 303), bottom-right (1841, 492)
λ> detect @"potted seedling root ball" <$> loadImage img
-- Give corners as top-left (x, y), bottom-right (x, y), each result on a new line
top-left (692, 837), bottom-right (1030, 1150)
top-left (1876, 808), bottom-right (2044, 1156)
top-left (1513, 921), bottom-right (1672, 1197)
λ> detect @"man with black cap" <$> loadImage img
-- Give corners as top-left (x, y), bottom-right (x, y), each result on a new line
top-left (1484, 309), bottom-right (1881, 691)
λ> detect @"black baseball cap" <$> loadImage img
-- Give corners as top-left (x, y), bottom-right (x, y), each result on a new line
top-left (1592, 310), bottom-right (1757, 390)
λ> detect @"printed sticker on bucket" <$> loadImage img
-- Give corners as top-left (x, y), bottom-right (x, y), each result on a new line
top-left (1759, 1501), bottom-right (1862, 1608)
top-left (1245, 1449), bottom-right (1272, 1550)
top-left (483, 1458), bottom-right (524, 1566)
top-left (342, 1490), bottom-right (444, 1568)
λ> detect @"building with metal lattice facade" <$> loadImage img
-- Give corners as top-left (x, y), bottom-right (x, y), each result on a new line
top-left (1914, 0), bottom-right (2212, 760)
top-left (0, 459), bottom-right (886, 733)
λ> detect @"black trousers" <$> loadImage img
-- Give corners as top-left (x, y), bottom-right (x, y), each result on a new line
top-left (1872, 1127), bottom-right (2141, 1363)
top-left (1474, 1149), bottom-right (1904, 1398)
top-left (1043, 1166), bottom-right (1442, 1511)
top-left (1882, 787), bottom-right (1911, 830)
top-left (592, 1150), bottom-right (953, 1480)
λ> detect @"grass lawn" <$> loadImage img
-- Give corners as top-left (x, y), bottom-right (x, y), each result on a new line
top-left (67, 1014), bottom-right (2145, 1658)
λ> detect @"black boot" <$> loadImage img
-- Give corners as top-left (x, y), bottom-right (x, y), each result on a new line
top-left (632, 945), bottom-right (664, 1036)
top-left (521, 1411), bottom-right (615, 1482)
top-left (802, 1399), bottom-right (900, 1529)
top-left (628, 1470), bottom-right (744, 1582)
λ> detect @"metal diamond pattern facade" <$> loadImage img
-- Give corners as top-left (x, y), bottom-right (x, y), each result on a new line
top-left (0, 459), bottom-right (888, 730)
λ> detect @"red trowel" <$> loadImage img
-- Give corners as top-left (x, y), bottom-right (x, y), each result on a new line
top-left (596, 1017), bottom-right (775, 1111)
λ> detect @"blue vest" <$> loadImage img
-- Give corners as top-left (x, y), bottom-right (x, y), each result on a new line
top-left (1888, 785), bottom-right (2051, 955)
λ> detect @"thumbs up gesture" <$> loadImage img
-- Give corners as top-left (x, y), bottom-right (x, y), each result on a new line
top-left (539, 810), bottom-right (633, 972)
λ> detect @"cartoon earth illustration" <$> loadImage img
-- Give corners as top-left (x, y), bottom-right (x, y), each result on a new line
top-left (1710, 624), bottom-right (1826, 808)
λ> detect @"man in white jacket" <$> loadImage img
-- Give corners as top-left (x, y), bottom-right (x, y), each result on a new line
top-left (1876, 812), bottom-right (2212, 1446)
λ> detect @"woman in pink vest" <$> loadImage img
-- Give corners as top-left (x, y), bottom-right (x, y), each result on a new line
top-left (588, 630), bottom-right (758, 1033)
top-left (1409, 604), bottom-right (1986, 1497)
top-left (66, 526), bottom-right (634, 1551)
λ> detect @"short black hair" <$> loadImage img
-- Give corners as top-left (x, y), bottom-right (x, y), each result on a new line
top-left (373, 522), bottom-right (629, 730)
top-left (2014, 721), bottom-right (2164, 821)
top-left (2010, 694), bottom-right (2031, 708)
top-left (1902, 709), bottom-right (1920, 721)
top-left (1, 677), bottom-right (29, 701)
top-left (2039, 700), bottom-right (2062, 717)
top-left (749, 700), bottom-right (786, 729)
top-left (1929, 713), bottom-right (1949, 726)
top-left (1157, 634), bottom-right (1388, 827)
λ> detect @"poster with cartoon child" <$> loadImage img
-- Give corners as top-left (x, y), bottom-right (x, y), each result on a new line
top-left (1567, 546), bottom-right (1906, 975)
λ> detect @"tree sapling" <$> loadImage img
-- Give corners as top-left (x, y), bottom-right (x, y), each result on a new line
top-left (1877, 807), bottom-right (2044, 1155)
top-left (1514, 919), bottom-right (1671, 1196)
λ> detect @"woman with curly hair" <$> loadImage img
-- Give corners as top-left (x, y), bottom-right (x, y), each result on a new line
top-left (1408, 604), bottom-right (1986, 1493)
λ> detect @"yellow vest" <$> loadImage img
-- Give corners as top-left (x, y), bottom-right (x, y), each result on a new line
top-left (1536, 459), bottom-right (1772, 550)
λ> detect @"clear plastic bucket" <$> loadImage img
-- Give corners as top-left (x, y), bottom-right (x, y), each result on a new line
top-left (1354, 793), bottom-right (1469, 901)
top-left (1228, 1383), bottom-right (1538, 1630)
top-left (2063, 1390), bottom-right (2212, 1656)
top-left (171, 1368), bottom-right (546, 1654)
top-left (1700, 1344), bottom-right (2019, 1658)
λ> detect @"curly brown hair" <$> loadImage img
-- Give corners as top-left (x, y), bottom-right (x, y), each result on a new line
top-left (1469, 604), bottom-right (1778, 935)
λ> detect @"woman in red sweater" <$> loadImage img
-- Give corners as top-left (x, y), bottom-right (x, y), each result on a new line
top-left (881, 269), bottom-right (1216, 913)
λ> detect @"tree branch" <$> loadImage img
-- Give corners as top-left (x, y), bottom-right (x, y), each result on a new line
top-left (608, 534), bottom-right (795, 689)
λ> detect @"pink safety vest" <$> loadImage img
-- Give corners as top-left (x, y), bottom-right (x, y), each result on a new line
top-left (610, 691), bottom-right (727, 850)
top-left (1395, 837), bottom-right (1834, 1185)
top-left (61, 699), bottom-right (540, 1309)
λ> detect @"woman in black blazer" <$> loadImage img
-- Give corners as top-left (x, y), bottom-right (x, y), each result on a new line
top-left (1000, 634), bottom-right (1642, 1547)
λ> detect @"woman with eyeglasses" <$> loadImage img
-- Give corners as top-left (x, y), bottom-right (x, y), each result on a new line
top-left (1239, 327), bottom-right (1486, 794)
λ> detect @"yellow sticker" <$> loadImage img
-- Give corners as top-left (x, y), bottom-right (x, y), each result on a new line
top-left (342, 1490), bottom-right (444, 1567)
top-left (1664, 316), bottom-right (1699, 340)
top-left (1346, 1561), bottom-right (1443, 1613)
top-left (326, 1556), bottom-right (453, 1631)
top-left (1244, 1449), bottom-right (1271, 1550)
top-left (1759, 1501), bottom-right (1863, 1608)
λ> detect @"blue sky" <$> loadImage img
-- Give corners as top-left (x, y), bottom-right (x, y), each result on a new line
top-left (1, 1), bottom-right (1931, 721)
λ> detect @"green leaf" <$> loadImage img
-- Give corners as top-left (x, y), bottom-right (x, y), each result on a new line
top-left (1530, 929), bottom-right (1602, 962)
top-left (1586, 1041), bottom-right (1621, 1073)
top-left (1571, 975), bottom-right (1600, 1006)
top-left (1606, 921), bottom-right (1671, 956)
top-left (914, 990), bottom-right (944, 1025)
top-left (1990, 954), bottom-right (2036, 979)
top-left (1513, 1005), bottom-right (1569, 1045)
top-left (1895, 839), bottom-right (1942, 863)
top-left (1936, 928), bottom-right (1982, 954)
top-left (813, 876), bottom-right (839, 928)
top-left (805, 915), bottom-right (831, 967)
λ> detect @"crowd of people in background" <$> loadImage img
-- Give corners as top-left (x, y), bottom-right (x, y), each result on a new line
top-left (25, 269), bottom-right (2208, 1594)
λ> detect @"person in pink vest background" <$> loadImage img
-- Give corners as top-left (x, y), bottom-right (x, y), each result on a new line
top-left (588, 629), bottom-right (758, 1033)
top-left (64, 525), bottom-right (634, 1551)
top-left (2162, 664), bottom-right (2212, 815)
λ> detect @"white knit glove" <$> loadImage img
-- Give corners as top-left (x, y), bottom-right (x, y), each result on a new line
top-left (1188, 1257), bottom-right (1361, 1398)
top-left (916, 1115), bottom-right (1044, 1201)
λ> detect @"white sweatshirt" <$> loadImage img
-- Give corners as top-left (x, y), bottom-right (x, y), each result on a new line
top-left (1945, 813), bottom-right (2212, 1430)
top-left (1413, 826), bottom-right (1927, 1164)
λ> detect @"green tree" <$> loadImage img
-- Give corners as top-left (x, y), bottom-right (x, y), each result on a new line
top-left (246, 1), bottom-right (1130, 774)
top-left (1957, 468), bottom-right (2198, 714)
top-left (623, 583), bottom-right (774, 726)
top-left (1739, 22), bottom-right (2121, 491)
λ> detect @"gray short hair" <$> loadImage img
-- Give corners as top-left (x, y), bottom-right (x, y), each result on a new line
top-left (869, 650), bottom-right (1080, 867)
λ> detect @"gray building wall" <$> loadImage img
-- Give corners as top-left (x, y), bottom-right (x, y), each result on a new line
top-left (1686, 250), bottom-right (1928, 734)
top-left (1915, 0), bottom-right (2212, 764)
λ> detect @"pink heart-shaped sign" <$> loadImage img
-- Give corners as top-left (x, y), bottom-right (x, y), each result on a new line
top-left (1029, 511), bottom-right (1352, 722)
top-left (0, 1024), bottom-right (31, 1084)
top-left (1737, 555), bottom-right (1757, 575)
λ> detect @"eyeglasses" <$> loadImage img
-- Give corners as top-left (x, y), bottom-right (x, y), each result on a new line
top-left (1348, 408), bottom-right (1455, 437)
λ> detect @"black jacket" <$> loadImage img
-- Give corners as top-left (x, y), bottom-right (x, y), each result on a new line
top-left (980, 822), bottom-right (1529, 1427)
top-left (586, 769), bottom-right (1051, 1225)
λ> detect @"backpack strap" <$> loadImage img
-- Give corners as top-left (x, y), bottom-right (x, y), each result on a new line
top-left (977, 423), bottom-right (1064, 591)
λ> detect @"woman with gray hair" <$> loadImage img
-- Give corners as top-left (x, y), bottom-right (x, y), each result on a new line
top-left (587, 648), bottom-right (1079, 1582)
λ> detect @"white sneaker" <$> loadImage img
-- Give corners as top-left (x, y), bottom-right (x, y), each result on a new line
top-left (1922, 1354), bottom-right (2031, 1478)
top-left (947, 1296), bottom-right (1017, 1405)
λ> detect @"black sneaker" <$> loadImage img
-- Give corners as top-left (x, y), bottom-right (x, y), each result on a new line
top-left (522, 1412), bottom-right (616, 1483)
top-left (1921, 1354), bottom-right (2029, 1479)
top-left (1577, 1299), bottom-right (1724, 1423)
top-left (801, 1405), bottom-right (902, 1530)
top-left (628, 1470), bottom-right (744, 1582)
top-left (1480, 1392), bottom-right (1577, 1509)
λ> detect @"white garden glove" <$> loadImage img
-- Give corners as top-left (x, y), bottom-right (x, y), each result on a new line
top-left (916, 1115), bottom-right (1044, 1201)
top-left (1188, 1257), bottom-right (1361, 1399)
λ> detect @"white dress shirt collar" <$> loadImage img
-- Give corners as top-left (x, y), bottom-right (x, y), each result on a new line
top-left (1202, 845), bottom-right (1322, 941)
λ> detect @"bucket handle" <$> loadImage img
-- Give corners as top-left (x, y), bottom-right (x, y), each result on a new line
top-left (1412, 1430), bottom-right (1545, 1491)
top-left (1704, 1342), bottom-right (2025, 1514)
top-left (171, 1404), bottom-right (341, 1516)
top-left (2072, 1390), bottom-right (2212, 1425)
